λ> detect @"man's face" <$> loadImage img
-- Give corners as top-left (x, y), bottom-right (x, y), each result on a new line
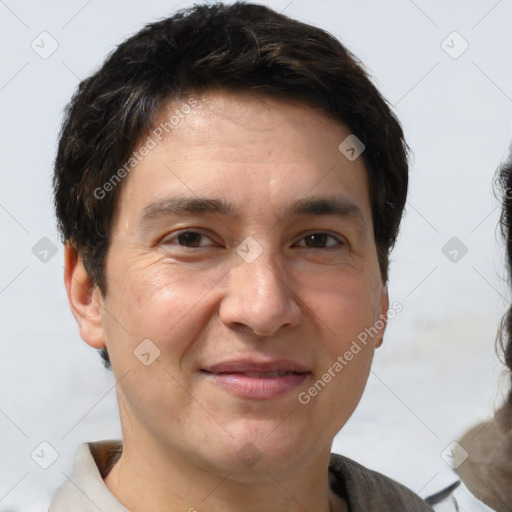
top-left (92, 91), bottom-right (388, 475)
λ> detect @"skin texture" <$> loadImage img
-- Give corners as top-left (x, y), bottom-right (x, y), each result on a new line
top-left (65, 90), bottom-right (389, 512)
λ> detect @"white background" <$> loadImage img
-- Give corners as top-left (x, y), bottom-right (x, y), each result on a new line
top-left (1, 0), bottom-right (512, 510)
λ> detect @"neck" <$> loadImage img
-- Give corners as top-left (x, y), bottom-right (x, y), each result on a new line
top-left (104, 433), bottom-right (347, 512)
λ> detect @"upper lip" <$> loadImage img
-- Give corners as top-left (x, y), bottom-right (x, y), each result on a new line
top-left (202, 359), bottom-right (310, 374)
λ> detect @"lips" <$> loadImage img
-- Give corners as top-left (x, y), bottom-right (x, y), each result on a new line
top-left (203, 359), bottom-right (309, 374)
top-left (201, 359), bottom-right (311, 399)
top-left (240, 371), bottom-right (295, 378)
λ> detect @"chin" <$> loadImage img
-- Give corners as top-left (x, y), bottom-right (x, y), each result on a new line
top-left (215, 424), bottom-right (321, 477)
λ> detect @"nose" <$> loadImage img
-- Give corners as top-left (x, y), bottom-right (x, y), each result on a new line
top-left (219, 250), bottom-right (301, 337)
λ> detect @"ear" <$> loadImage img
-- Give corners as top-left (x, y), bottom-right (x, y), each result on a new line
top-left (374, 285), bottom-right (389, 349)
top-left (64, 243), bottom-right (106, 349)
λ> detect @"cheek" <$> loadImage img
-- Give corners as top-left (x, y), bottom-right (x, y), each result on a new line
top-left (314, 327), bottom-right (375, 431)
top-left (104, 261), bottom-right (226, 360)
top-left (304, 273), bottom-right (380, 406)
top-left (116, 364), bottom-right (202, 441)
top-left (303, 271), bottom-right (381, 344)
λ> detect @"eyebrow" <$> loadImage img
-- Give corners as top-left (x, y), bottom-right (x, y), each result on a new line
top-left (282, 196), bottom-right (366, 230)
top-left (140, 197), bottom-right (235, 227)
top-left (139, 195), bottom-right (366, 231)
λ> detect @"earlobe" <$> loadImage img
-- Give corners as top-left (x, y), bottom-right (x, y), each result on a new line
top-left (375, 285), bottom-right (389, 349)
top-left (64, 243), bottom-right (106, 349)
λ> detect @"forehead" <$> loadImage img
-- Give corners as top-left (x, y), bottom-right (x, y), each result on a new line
top-left (114, 90), bottom-right (372, 230)
top-left (150, 91), bottom-right (356, 164)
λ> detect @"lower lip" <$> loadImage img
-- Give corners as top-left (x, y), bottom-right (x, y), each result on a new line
top-left (203, 372), bottom-right (310, 399)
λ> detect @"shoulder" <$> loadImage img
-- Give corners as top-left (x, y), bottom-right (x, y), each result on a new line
top-left (455, 406), bottom-right (512, 511)
top-left (329, 453), bottom-right (434, 511)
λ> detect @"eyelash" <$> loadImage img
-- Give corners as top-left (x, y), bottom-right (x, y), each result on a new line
top-left (294, 232), bottom-right (345, 249)
top-left (161, 230), bottom-right (345, 249)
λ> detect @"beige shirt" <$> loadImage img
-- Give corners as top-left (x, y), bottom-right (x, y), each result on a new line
top-left (49, 441), bottom-right (433, 511)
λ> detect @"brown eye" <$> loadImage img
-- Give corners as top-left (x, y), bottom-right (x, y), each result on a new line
top-left (304, 233), bottom-right (328, 248)
top-left (162, 230), bottom-right (217, 248)
top-left (177, 231), bottom-right (204, 247)
top-left (298, 233), bottom-right (342, 249)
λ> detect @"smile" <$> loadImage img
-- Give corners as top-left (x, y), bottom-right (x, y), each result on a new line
top-left (201, 359), bottom-right (311, 399)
